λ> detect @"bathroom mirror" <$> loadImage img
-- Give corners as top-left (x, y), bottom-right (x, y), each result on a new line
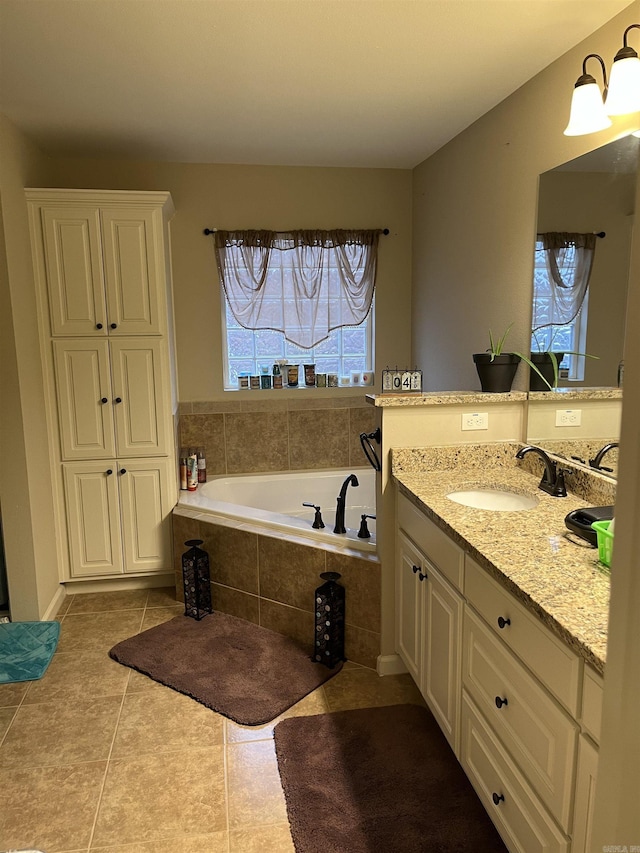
top-left (525, 134), bottom-right (639, 478)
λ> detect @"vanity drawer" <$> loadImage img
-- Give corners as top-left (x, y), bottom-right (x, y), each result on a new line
top-left (461, 692), bottom-right (570, 853)
top-left (581, 666), bottom-right (603, 744)
top-left (465, 555), bottom-right (581, 715)
top-left (397, 493), bottom-right (464, 590)
top-left (463, 607), bottom-right (577, 831)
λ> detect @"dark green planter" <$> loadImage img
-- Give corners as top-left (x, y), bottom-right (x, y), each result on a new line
top-left (529, 352), bottom-right (564, 391)
top-left (473, 353), bottom-right (520, 393)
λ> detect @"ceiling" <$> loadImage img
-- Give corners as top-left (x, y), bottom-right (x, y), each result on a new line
top-left (0, 0), bottom-right (635, 169)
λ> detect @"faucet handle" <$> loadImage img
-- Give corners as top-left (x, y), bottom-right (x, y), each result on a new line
top-left (357, 514), bottom-right (376, 539)
top-left (553, 468), bottom-right (568, 498)
top-left (303, 502), bottom-right (325, 529)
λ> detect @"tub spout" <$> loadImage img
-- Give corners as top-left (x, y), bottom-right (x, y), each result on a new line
top-left (334, 474), bottom-right (359, 534)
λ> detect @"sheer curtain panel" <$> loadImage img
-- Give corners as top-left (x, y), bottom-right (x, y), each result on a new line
top-left (213, 230), bottom-right (380, 349)
top-left (534, 232), bottom-right (597, 331)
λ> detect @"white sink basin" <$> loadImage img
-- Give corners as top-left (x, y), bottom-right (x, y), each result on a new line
top-left (446, 488), bottom-right (538, 511)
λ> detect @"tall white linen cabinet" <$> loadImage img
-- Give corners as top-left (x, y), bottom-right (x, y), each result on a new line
top-left (27, 189), bottom-right (179, 588)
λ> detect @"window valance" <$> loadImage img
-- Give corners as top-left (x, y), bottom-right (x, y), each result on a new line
top-left (213, 229), bottom-right (380, 349)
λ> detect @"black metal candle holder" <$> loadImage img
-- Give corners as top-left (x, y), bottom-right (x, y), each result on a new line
top-left (313, 571), bottom-right (345, 668)
top-left (181, 539), bottom-right (212, 620)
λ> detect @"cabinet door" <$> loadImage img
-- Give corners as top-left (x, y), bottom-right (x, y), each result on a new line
top-left (110, 339), bottom-right (168, 457)
top-left (118, 459), bottom-right (173, 574)
top-left (424, 564), bottom-right (463, 754)
top-left (42, 207), bottom-right (108, 336)
top-left (101, 208), bottom-right (162, 335)
top-left (572, 736), bottom-right (598, 853)
top-left (396, 531), bottom-right (425, 684)
top-left (53, 340), bottom-right (116, 460)
top-left (63, 461), bottom-right (123, 577)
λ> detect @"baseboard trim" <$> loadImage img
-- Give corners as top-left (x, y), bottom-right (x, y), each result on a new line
top-left (42, 584), bottom-right (67, 621)
top-left (377, 653), bottom-right (407, 677)
top-left (62, 573), bottom-right (175, 595)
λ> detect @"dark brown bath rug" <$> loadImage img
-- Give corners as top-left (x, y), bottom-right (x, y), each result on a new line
top-left (108, 611), bottom-right (342, 725)
top-left (274, 703), bottom-right (508, 853)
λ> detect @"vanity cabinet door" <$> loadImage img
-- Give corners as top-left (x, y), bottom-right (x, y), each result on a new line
top-left (396, 531), bottom-right (424, 684)
top-left (119, 458), bottom-right (173, 574)
top-left (423, 560), bottom-right (462, 754)
top-left (571, 735), bottom-right (598, 853)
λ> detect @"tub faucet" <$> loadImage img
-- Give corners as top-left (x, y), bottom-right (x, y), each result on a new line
top-left (334, 474), bottom-right (359, 534)
top-left (589, 442), bottom-right (619, 471)
top-left (515, 445), bottom-right (567, 497)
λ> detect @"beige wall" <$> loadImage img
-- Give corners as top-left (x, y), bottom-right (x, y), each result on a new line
top-left (44, 158), bottom-right (413, 401)
top-left (0, 115), bottom-right (60, 620)
top-left (538, 169), bottom-right (635, 386)
top-left (412, 5), bottom-right (640, 393)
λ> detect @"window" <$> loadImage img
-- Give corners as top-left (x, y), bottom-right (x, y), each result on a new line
top-left (214, 230), bottom-right (378, 390)
top-left (531, 238), bottom-right (589, 381)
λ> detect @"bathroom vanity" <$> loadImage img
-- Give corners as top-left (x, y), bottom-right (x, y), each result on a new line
top-left (392, 444), bottom-right (610, 853)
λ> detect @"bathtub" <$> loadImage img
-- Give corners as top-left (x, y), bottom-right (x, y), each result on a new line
top-left (177, 467), bottom-right (377, 552)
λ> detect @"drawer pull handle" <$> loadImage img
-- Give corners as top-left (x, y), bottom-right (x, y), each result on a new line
top-left (105, 469), bottom-right (113, 476)
top-left (96, 323), bottom-right (103, 330)
top-left (497, 616), bottom-right (511, 629)
top-left (110, 322), bottom-right (118, 329)
top-left (114, 397), bottom-right (122, 404)
top-left (119, 468), bottom-right (127, 475)
top-left (492, 792), bottom-right (505, 806)
top-left (418, 571), bottom-right (427, 582)
top-left (495, 696), bottom-right (508, 709)
top-left (412, 565), bottom-right (420, 574)
top-left (101, 397), bottom-right (108, 404)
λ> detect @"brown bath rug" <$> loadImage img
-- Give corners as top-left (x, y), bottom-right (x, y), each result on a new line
top-left (274, 703), bottom-right (508, 853)
top-left (109, 612), bottom-right (342, 726)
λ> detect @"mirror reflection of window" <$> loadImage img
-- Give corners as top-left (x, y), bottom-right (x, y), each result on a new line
top-left (531, 238), bottom-right (590, 380)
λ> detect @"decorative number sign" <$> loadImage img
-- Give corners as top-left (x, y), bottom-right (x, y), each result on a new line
top-left (382, 368), bottom-right (423, 393)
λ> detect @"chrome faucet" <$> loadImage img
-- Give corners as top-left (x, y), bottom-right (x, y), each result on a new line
top-left (515, 445), bottom-right (567, 497)
top-left (334, 474), bottom-right (359, 534)
top-left (589, 442), bottom-right (619, 471)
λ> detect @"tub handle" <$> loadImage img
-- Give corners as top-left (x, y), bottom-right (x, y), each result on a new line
top-left (302, 503), bottom-right (325, 529)
top-left (358, 514), bottom-right (376, 539)
top-left (360, 428), bottom-right (381, 472)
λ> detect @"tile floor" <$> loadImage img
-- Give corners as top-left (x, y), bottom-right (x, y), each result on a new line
top-left (0, 588), bottom-right (423, 853)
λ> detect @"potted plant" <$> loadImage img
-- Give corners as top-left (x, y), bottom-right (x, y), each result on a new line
top-left (472, 326), bottom-right (521, 393)
top-left (529, 330), bottom-right (598, 391)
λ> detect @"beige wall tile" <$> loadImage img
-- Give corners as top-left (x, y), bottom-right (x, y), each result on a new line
top-left (240, 398), bottom-right (289, 412)
top-left (258, 537), bottom-right (325, 610)
top-left (211, 584), bottom-right (260, 625)
top-left (225, 411), bottom-right (289, 473)
top-left (179, 413), bottom-right (226, 475)
top-left (200, 524), bottom-right (259, 594)
top-left (192, 400), bottom-right (242, 414)
top-left (348, 405), bottom-right (379, 467)
top-left (326, 552), bottom-right (381, 633)
top-left (259, 599), bottom-right (314, 649)
top-left (344, 624), bottom-right (381, 669)
top-left (172, 514), bottom-right (200, 575)
top-left (288, 409), bottom-right (350, 469)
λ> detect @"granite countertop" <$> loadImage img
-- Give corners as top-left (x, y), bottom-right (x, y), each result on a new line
top-left (392, 443), bottom-right (612, 674)
top-left (366, 391), bottom-right (527, 406)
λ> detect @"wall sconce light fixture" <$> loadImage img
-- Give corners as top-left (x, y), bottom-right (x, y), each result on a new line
top-left (564, 23), bottom-right (640, 136)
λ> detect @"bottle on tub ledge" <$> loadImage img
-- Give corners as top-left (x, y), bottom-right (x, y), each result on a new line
top-left (179, 450), bottom-right (188, 490)
top-left (187, 448), bottom-right (198, 491)
top-left (197, 446), bottom-right (207, 483)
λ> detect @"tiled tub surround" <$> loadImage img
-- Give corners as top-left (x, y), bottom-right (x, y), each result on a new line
top-left (178, 395), bottom-right (378, 475)
top-left (392, 443), bottom-right (614, 673)
top-left (172, 511), bottom-right (381, 669)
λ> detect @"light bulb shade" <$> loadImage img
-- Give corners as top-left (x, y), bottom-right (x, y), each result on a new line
top-left (564, 81), bottom-right (612, 136)
top-left (606, 55), bottom-right (640, 115)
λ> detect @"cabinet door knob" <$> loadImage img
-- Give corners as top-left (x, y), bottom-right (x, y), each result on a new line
top-left (110, 322), bottom-right (117, 329)
top-left (101, 397), bottom-right (108, 404)
top-left (497, 616), bottom-right (511, 629)
top-left (105, 469), bottom-right (113, 476)
top-left (495, 696), bottom-right (508, 709)
top-left (418, 571), bottom-right (427, 582)
top-left (119, 468), bottom-right (127, 475)
top-left (96, 323), bottom-right (103, 329)
top-left (492, 792), bottom-right (505, 806)
top-left (114, 397), bottom-right (122, 404)
top-left (412, 565), bottom-right (420, 574)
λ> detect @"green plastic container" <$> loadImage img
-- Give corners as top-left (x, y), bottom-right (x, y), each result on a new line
top-left (592, 520), bottom-right (614, 568)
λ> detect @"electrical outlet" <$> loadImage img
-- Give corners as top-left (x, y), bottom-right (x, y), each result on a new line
top-left (462, 412), bottom-right (488, 431)
top-left (555, 409), bottom-right (582, 427)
